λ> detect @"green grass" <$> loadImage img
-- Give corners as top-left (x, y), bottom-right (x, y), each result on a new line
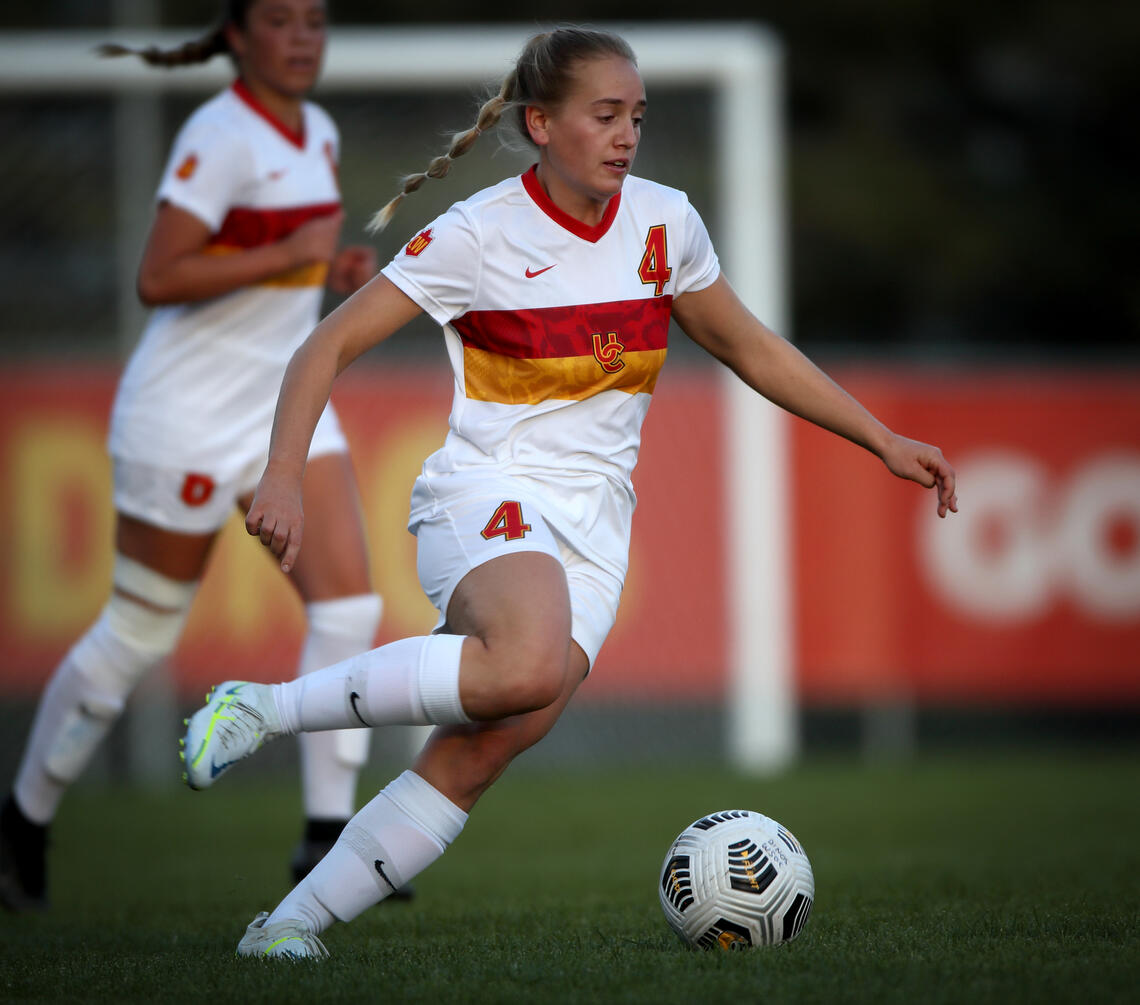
top-left (2, 752), bottom-right (1138, 1003)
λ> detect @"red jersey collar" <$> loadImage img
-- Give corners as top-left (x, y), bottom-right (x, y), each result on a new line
top-left (232, 78), bottom-right (305, 149)
top-left (521, 165), bottom-right (621, 243)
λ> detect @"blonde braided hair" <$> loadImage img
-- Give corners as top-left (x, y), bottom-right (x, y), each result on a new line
top-left (367, 26), bottom-right (636, 234)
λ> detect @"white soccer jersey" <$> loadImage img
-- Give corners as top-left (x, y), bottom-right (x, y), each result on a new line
top-left (109, 80), bottom-right (342, 480)
top-left (382, 167), bottom-right (720, 579)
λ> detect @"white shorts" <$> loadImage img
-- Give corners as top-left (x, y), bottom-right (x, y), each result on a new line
top-left (412, 487), bottom-right (623, 670)
top-left (111, 403), bottom-right (348, 535)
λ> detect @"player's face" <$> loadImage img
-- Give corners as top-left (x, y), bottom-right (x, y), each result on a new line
top-left (530, 55), bottom-right (646, 224)
top-left (230, 0), bottom-right (327, 99)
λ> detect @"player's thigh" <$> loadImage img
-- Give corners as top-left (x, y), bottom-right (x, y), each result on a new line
top-left (417, 491), bottom-right (572, 653)
top-left (239, 451), bottom-right (372, 601)
top-left (114, 511), bottom-right (215, 584)
top-left (445, 550), bottom-right (573, 653)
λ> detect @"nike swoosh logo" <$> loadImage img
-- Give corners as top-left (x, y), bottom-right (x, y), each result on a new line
top-left (525, 265), bottom-right (556, 278)
top-left (210, 758), bottom-right (236, 778)
top-left (349, 691), bottom-right (369, 726)
top-left (374, 859), bottom-right (396, 891)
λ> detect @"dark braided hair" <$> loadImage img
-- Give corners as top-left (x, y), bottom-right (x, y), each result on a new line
top-left (367, 26), bottom-right (636, 233)
top-left (98, 0), bottom-right (255, 68)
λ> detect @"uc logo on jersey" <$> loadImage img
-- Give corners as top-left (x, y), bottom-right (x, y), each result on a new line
top-left (592, 331), bottom-right (625, 373)
top-left (404, 228), bottom-right (433, 257)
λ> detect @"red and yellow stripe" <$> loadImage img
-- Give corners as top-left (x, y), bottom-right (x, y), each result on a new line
top-left (452, 296), bottom-right (672, 404)
top-left (204, 202), bottom-right (339, 288)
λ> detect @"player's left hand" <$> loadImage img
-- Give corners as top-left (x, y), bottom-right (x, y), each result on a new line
top-left (327, 245), bottom-right (378, 295)
top-left (880, 433), bottom-right (959, 518)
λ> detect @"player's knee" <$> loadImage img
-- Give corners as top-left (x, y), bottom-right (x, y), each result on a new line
top-left (487, 635), bottom-right (568, 715)
top-left (74, 556), bottom-right (198, 703)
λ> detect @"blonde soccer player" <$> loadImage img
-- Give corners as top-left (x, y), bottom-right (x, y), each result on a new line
top-left (0, 0), bottom-right (394, 911)
top-left (181, 25), bottom-right (958, 958)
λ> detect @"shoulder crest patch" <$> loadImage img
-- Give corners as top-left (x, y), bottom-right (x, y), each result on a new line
top-left (404, 228), bottom-right (433, 257)
top-left (175, 153), bottom-right (199, 180)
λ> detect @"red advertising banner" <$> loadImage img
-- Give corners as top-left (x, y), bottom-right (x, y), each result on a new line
top-left (793, 368), bottom-right (1140, 703)
top-left (1, 365), bottom-right (1137, 705)
top-left (0, 364), bottom-right (726, 702)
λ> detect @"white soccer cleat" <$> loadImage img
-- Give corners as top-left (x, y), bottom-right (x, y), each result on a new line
top-left (236, 911), bottom-right (329, 960)
top-left (181, 681), bottom-right (282, 790)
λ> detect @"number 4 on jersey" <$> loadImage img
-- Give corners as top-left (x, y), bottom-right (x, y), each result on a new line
top-left (638, 224), bottom-right (672, 296)
top-left (480, 500), bottom-right (532, 541)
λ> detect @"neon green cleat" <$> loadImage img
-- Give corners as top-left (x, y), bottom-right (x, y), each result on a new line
top-left (181, 681), bottom-right (282, 790)
top-left (237, 911), bottom-right (329, 960)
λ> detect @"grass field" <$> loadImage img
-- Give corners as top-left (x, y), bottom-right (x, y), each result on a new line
top-left (1, 751), bottom-right (1138, 1004)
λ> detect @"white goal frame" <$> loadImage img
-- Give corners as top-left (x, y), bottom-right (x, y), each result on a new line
top-left (0, 23), bottom-right (793, 772)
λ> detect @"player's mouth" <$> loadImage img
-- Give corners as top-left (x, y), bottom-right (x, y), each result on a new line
top-left (604, 158), bottom-right (631, 175)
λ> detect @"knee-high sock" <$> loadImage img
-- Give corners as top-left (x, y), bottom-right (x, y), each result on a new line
top-left (295, 595), bottom-right (383, 821)
top-left (267, 769), bottom-right (467, 932)
top-left (14, 564), bottom-right (195, 823)
top-left (274, 633), bottom-right (469, 735)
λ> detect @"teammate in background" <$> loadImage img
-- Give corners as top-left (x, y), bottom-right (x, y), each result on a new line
top-left (0, 0), bottom-right (389, 911)
top-left (181, 26), bottom-right (958, 958)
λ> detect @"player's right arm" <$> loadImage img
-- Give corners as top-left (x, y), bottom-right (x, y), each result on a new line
top-left (246, 275), bottom-right (423, 572)
top-left (136, 202), bottom-right (343, 306)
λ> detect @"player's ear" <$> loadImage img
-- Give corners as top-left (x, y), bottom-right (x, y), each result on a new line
top-left (525, 105), bottom-right (551, 147)
top-left (222, 20), bottom-right (245, 61)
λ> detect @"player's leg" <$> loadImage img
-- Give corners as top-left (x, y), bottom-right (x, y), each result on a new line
top-left (1, 510), bottom-right (210, 911)
top-left (249, 562), bottom-right (587, 939)
top-left (264, 449), bottom-right (383, 884)
top-left (261, 651), bottom-right (588, 936)
top-left (183, 524), bottom-right (575, 791)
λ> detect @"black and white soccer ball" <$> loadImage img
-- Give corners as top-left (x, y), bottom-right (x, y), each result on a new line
top-left (659, 809), bottom-right (814, 951)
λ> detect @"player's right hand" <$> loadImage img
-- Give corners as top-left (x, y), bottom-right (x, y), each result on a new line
top-left (286, 210), bottom-right (345, 267)
top-left (245, 471), bottom-right (305, 573)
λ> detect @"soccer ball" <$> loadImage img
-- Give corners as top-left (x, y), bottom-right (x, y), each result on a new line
top-left (658, 809), bottom-right (814, 951)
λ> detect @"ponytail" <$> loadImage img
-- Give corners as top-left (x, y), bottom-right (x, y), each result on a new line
top-left (98, 1), bottom-right (256, 69)
top-left (97, 26), bottom-right (228, 68)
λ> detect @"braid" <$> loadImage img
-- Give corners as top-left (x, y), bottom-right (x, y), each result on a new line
top-left (97, 26), bottom-right (229, 68)
top-left (366, 78), bottom-right (514, 235)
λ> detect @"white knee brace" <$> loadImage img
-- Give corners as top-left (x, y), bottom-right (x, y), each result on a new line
top-left (43, 555), bottom-right (198, 783)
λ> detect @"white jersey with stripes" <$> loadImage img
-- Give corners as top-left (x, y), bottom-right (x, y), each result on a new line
top-left (381, 166), bottom-right (720, 578)
top-left (109, 80), bottom-right (341, 480)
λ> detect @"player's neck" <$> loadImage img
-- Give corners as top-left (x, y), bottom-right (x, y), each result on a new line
top-left (236, 76), bottom-right (305, 136)
top-left (533, 164), bottom-right (612, 228)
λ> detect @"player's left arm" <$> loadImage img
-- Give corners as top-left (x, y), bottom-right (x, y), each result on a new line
top-left (672, 273), bottom-right (959, 518)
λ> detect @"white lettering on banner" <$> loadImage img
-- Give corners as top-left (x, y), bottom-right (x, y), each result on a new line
top-left (920, 451), bottom-right (1140, 622)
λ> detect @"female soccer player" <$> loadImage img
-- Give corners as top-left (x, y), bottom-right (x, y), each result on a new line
top-left (181, 26), bottom-right (958, 958)
top-left (0, 0), bottom-right (385, 911)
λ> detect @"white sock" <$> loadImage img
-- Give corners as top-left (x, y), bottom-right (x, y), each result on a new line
top-left (14, 589), bottom-right (192, 824)
top-left (267, 770), bottom-right (467, 932)
top-left (295, 595), bottom-right (383, 821)
top-left (274, 634), bottom-right (469, 735)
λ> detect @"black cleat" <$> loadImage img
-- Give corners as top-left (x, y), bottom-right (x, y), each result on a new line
top-left (0, 794), bottom-right (49, 912)
top-left (291, 818), bottom-right (415, 901)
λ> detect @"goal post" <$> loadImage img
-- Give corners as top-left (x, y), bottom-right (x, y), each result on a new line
top-left (0, 23), bottom-right (793, 772)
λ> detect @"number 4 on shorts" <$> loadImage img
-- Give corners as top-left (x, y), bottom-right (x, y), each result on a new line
top-left (480, 500), bottom-right (532, 541)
